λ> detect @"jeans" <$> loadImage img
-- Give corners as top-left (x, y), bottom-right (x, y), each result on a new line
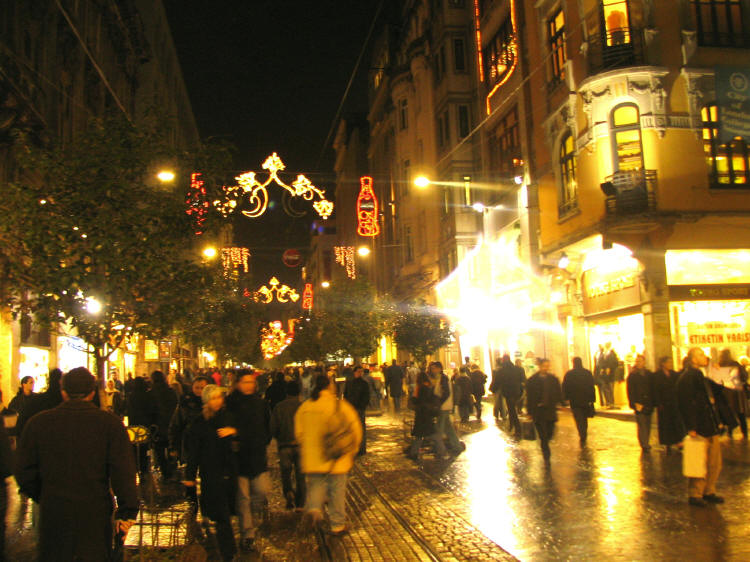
top-left (279, 446), bottom-right (305, 508)
top-left (493, 392), bottom-right (506, 419)
top-left (408, 432), bottom-right (447, 457)
top-left (534, 419), bottom-right (556, 461)
top-left (688, 434), bottom-right (722, 498)
top-left (571, 407), bottom-right (589, 444)
top-left (458, 403), bottom-right (472, 422)
top-left (506, 397), bottom-right (521, 436)
top-left (598, 380), bottom-right (614, 406)
top-left (357, 409), bottom-right (366, 455)
top-left (635, 411), bottom-right (652, 449)
top-left (392, 395), bottom-right (402, 413)
top-left (437, 410), bottom-right (461, 452)
top-left (305, 473), bottom-right (348, 528)
top-left (237, 472), bottom-right (271, 539)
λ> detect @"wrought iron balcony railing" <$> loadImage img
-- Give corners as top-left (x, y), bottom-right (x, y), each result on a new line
top-left (602, 169), bottom-right (657, 216)
top-left (587, 27), bottom-right (647, 75)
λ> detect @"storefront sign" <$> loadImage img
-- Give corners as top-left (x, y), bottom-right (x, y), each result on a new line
top-left (716, 65), bottom-right (750, 143)
top-left (144, 339), bottom-right (159, 361)
top-left (582, 267), bottom-right (640, 316)
top-left (669, 284), bottom-right (750, 301)
top-left (687, 320), bottom-right (750, 345)
top-left (159, 341), bottom-right (171, 362)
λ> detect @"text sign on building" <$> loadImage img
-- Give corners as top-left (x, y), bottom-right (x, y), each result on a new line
top-left (581, 266), bottom-right (640, 316)
top-left (687, 321), bottom-right (750, 346)
top-left (716, 65), bottom-right (750, 143)
top-left (669, 284), bottom-right (750, 301)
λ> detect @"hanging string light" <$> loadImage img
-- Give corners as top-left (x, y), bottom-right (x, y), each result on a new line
top-left (334, 246), bottom-right (356, 279)
top-left (254, 277), bottom-right (300, 303)
top-left (221, 247), bottom-right (251, 273)
top-left (260, 320), bottom-right (295, 359)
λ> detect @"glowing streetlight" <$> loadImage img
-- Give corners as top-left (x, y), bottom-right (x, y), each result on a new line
top-left (558, 253), bottom-right (570, 269)
top-left (321, 281), bottom-right (331, 288)
top-left (357, 246), bottom-right (371, 257)
top-left (414, 175), bottom-right (431, 188)
top-left (85, 297), bottom-right (102, 314)
top-left (157, 170), bottom-right (176, 183)
top-left (202, 246), bottom-right (217, 259)
top-left (471, 202), bottom-right (485, 213)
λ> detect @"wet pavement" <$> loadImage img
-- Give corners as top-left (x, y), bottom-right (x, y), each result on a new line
top-left (5, 405), bottom-right (750, 561)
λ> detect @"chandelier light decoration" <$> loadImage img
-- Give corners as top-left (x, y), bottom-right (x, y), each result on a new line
top-left (213, 153), bottom-right (333, 220)
top-left (357, 176), bottom-right (379, 236)
top-left (302, 283), bottom-right (313, 310)
top-left (221, 247), bottom-right (250, 273)
top-left (185, 173), bottom-right (209, 235)
top-left (334, 246), bottom-right (356, 279)
top-left (254, 277), bottom-right (300, 304)
top-left (260, 320), bottom-right (295, 359)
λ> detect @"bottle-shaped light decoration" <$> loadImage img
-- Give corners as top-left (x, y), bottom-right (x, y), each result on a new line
top-left (357, 176), bottom-right (380, 237)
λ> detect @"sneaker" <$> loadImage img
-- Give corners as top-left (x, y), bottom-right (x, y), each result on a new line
top-left (703, 494), bottom-right (724, 504)
top-left (241, 537), bottom-right (257, 552)
top-left (688, 497), bottom-right (707, 507)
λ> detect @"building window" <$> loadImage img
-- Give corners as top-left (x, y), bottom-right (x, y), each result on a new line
top-left (483, 16), bottom-right (517, 86)
top-left (457, 105), bottom-right (470, 138)
top-left (449, 0), bottom-right (466, 7)
top-left (399, 99), bottom-right (408, 130)
top-left (610, 103), bottom-right (643, 171)
top-left (437, 111), bottom-right (451, 149)
top-left (435, 45), bottom-right (447, 82)
top-left (602, 0), bottom-right (631, 46)
top-left (403, 159), bottom-right (411, 196)
top-left (692, 0), bottom-right (748, 47)
top-left (453, 38), bottom-right (466, 72)
top-left (559, 132), bottom-right (578, 215)
top-left (404, 226), bottom-right (414, 263)
top-left (548, 8), bottom-right (567, 80)
top-left (490, 106), bottom-right (521, 177)
top-left (702, 103), bottom-right (750, 187)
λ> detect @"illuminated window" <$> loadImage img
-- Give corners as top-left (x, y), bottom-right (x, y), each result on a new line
top-left (399, 99), bottom-right (408, 130)
top-left (559, 132), bottom-right (578, 215)
top-left (548, 8), bottom-right (567, 80)
top-left (483, 16), bottom-right (516, 87)
top-left (453, 38), bottom-right (466, 72)
top-left (610, 103), bottom-right (643, 171)
top-left (692, 0), bottom-right (748, 47)
top-left (602, 0), bottom-right (630, 46)
top-left (490, 106), bottom-right (521, 177)
top-left (702, 103), bottom-right (750, 187)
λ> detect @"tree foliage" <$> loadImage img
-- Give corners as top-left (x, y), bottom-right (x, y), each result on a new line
top-left (392, 300), bottom-right (453, 366)
top-left (0, 113), bottom-right (234, 376)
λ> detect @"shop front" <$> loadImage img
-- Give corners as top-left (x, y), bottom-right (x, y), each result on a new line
top-left (666, 249), bottom-right (750, 364)
top-left (56, 335), bottom-right (89, 374)
top-left (19, 346), bottom-right (50, 393)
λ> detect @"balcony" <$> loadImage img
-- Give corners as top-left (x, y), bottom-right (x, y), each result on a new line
top-left (602, 169), bottom-right (657, 216)
top-left (587, 27), bottom-right (646, 76)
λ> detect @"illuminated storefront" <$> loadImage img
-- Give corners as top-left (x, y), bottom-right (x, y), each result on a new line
top-left (19, 346), bottom-right (50, 392)
top-left (56, 335), bottom-right (88, 373)
top-left (667, 249), bottom-right (750, 364)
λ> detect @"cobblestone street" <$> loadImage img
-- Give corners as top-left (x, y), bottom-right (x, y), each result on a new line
top-left (6, 406), bottom-right (750, 561)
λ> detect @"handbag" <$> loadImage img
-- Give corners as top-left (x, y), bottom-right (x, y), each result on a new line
top-left (322, 399), bottom-right (357, 461)
top-left (682, 435), bottom-right (708, 478)
top-left (520, 416), bottom-right (537, 440)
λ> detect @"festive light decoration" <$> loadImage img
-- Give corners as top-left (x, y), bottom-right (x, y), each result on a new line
top-left (485, 0), bottom-right (518, 115)
top-left (473, 0), bottom-right (485, 83)
top-left (302, 283), bottom-right (313, 310)
top-left (254, 277), bottom-right (300, 303)
top-left (334, 246), bottom-right (356, 279)
top-left (357, 176), bottom-right (380, 237)
top-left (213, 153), bottom-right (333, 220)
top-left (221, 247), bottom-right (250, 273)
top-left (185, 173), bottom-right (209, 235)
top-left (260, 320), bottom-right (295, 359)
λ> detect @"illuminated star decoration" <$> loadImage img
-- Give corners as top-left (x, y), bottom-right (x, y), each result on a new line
top-left (254, 277), bottom-right (300, 304)
top-left (213, 153), bottom-right (333, 220)
top-left (302, 283), bottom-right (313, 310)
top-left (334, 246), bottom-right (356, 279)
top-left (260, 320), bottom-right (295, 359)
top-left (185, 173), bottom-right (209, 235)
top-left (357, 176), bottom-right (380, 237)
top-left (221, 247), bottom-right (250, 273)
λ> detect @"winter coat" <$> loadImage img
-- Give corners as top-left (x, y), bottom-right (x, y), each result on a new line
top-left (385, 365), bottom-right (405, 397)
top-left (168, 392), bottom-right (203, 458)
top-left (270, 396), bottom-right (301, 448)
top-left (125, 386), bottom-right (155, 427)
top-left (562, 367), bottom-right (596, 408)
top-left (147, 383), bottom-right (178, 443)
top-left (677, 366), bottom-right (736, 438)
top-left (8, 391), bottom-right (37, 436)
top-left (294, 389), bottom-right (362, 474)
top-left (225, 390), bottom-right (270, 478)
top-left (627, 368), bottom-right (655, 414)
top-left (17, 382), bottom-right (62, 437)
top-left (526, 372), bottom-right (562, 422)
top-left (15, 400), bottom-right (138, 561)
top-left (653, 369), bottom-right (686, 446)
top-left (265, 379), bottom-right (287, 412)
top-left (184, 409), bottom-right (238, 521)
top-left (435, 373), bottom-right (453, 411)
top-left (470, 370), bottom-right (487, 399)
top-left (411, 384), bottom-right (441, 437)
top-left (455, 374), bottom-right (474, 407)
top-left (498, 364), bottom-right (526, 400)
top-left (344, 377), bottom-right (370, 412)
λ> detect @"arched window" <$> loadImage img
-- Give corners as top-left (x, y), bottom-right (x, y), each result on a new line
top-left (610, 103), bottom-right (643, 171)
top-left (702, 103), bottom-right (749, 187)
top-left (559, 132), bottom-right (578, 216)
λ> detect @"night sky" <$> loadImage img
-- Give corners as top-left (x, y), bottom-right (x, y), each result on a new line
top-left (163, 0), bottom-right (378, 288)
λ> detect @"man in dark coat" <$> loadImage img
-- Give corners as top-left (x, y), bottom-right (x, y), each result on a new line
top-left (626, 355), bottom-right (655, 450)
top-left (498, 355), bottom-right (526, 438)
top-left (169, 376), bottom-right (210, 463)
top-left (344, 365), bottom-right (371, 455)
top-left (385, 360), bottom-right (405, 413)
top-left (270, 381), bottom-right (305, 509)
top-left (526, 359), bottom-right (562, 464)
top-left (15, 367), bottom-right (138, 561)
top-left (600, 342), bottom-right (618, 408)
top-left (562, 357), bottom-right (596, 447)
top-left (147, 370), bottom-right (178, 480)
top-left (677, 347), bottom-right (736, 507)
top-left (225, 371), bottom-right (271, 552)
top-left (469, 365), bottom-right (488, 421)
top-left (489, 357), bottom-right (507, 421)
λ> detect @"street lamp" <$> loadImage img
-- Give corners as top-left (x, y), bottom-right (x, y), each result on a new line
top-left (202, 246), bottom-right (217, 259)
top-left (157, 170), bottom-right (176, 183)
top-left (414, 175), bottom-right (431, 188)
top-left (357, 246), bottom-right (371, 257)
top-left (321, 281), bottom-right (330, 288)
top-left (85, 297), bottom-right (102, 314)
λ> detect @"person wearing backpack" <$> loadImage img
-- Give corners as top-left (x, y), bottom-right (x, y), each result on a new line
top-left (294, 375), bottom-right (362, 535)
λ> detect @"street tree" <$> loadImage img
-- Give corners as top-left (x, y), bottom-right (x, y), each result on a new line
top-left (392, 300), bottom-right (454, 367)
top-left (0, 113), bottom-right (233, 379)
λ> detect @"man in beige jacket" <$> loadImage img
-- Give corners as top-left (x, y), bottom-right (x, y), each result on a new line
top-left (294, 375), bottom-right (362, 534)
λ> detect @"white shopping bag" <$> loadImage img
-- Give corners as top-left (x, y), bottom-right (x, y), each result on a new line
top-left (682, 435), bottom-right (708, 478)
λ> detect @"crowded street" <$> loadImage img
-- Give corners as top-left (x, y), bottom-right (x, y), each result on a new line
top-left (6, 402), bottom-right (749, 561)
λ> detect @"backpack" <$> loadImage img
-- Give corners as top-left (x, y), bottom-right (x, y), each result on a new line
top-left (322, 398), bottom-right (357, 461)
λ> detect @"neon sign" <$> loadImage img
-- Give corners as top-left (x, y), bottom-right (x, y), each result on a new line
top-left (357, 176), bottom-right (379, 237)
top-left (302, 283), bottom-right (313, 310)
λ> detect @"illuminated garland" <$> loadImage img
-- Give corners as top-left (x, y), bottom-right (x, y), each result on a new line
top-left (302, 283), bottom-right (313, 310)
top-left (334, 246), bottom-right (356, 279)
top-left (485, 0), bottom-right (518, 115)
top-left (260, 320), bottom-right (295, 359)
top-left (221, 247), bottom-right (250, 273)
top-left (254, 277), bottom-right (300, 303)
top-left (357, 176), bottom-right (380, 236)
top-left (185, 173), bottom-right (209, 235)
top-left (213, 153), bottom-right (333, 220)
